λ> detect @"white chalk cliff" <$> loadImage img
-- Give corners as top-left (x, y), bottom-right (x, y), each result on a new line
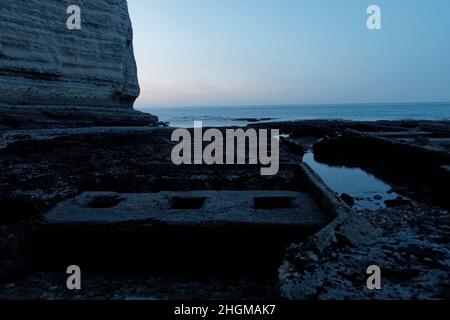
top-left (0, 0), bottom-right (157, 129)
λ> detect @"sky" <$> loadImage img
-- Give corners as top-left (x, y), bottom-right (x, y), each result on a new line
top-left (128, 0), bottom-right (450, 107)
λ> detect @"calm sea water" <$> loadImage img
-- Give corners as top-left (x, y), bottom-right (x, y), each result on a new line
top-left (139, 102), bottom-right (450, 128)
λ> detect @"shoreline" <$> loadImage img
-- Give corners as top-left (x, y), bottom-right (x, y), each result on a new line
top-left (156, 117), bottom-right (450, 130)
top-left (137, 102), bottom-right (450, 128)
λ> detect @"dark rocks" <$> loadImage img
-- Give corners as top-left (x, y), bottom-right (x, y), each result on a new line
top-left (0, 105), bottom-right (158, 130)
top-left (340, 193), bottom-right (355, 207)
top-left (233, 118), bottom-right (276, 123)
top-left (279, 201), bottom-right (450, 300)
top-left (414, 136), bottom-right (430, 146)
top-left (0, 271), bottom-right (276, 300)
top-left (385, 196), bottom-right (412, 208)
top-left (280, 137), bottom-right (305, 157)
top-left (279, 213), bottom-right (381, 299)
top-left (334, 214), bottom-right (380, 247)
top-left (0, 222), bottom-right (33, 281)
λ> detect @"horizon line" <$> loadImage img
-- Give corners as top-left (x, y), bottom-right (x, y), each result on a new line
top-left (135, 100), bottom-right (450, 109)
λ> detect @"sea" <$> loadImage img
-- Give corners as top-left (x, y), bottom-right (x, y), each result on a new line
top-left (138, 102), bottom-right (450, 128)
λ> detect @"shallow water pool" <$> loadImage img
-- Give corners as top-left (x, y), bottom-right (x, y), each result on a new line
top-left (303, 152), bottom-right (399, 211)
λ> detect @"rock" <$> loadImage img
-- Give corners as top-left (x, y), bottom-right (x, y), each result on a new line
top-left (280, 137), bottom-right (305, 156)
top-left (334, 214), bottom-right (381, 247)
top-left (385, 196), bottom-right (411, 208)
top-left (414, 136), bottom-right (430, 146)
top-left (340, 193), bottom-right (355, 207)
top-left (0, 105), bottom-right (158, 129)
top-left (0, 0), bottom-right (157, 129)
top-left (233, 118), bottom-right (276, 123)
top-left (279, 202), bottom-right (450, 300)
top-left (279, 213), bottom-right (381, 299)
top-left (0, 223), bottom-right (31, 281)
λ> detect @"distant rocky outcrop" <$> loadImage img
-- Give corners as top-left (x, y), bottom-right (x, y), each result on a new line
top-left (0, 0), bottom-right (157, 129)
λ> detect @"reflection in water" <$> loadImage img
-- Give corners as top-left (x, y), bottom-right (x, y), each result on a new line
top-left (303, 153), bottom-right (398, 211)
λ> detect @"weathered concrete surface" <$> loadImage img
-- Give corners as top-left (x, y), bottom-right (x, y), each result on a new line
top-left (0, 0), bottom-right (158, 128)
top-left (45, 191), bottom-right (329, 227)
top-left (35, 191), bottom-right (331, 274)
top-left (298, 163), bottom-right (350, 218)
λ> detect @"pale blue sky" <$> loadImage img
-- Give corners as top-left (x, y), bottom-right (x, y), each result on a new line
top-left (128, 0), bottom-right (450, 107)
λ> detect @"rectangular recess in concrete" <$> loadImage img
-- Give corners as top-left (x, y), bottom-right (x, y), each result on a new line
top-left (171, 197), bottom-right (206, 209)
top-left (253, 196), bottom-right (294, 209)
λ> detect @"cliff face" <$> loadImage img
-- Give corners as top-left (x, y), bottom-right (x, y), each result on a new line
top-left (0, 0), bottom-right (157, 129)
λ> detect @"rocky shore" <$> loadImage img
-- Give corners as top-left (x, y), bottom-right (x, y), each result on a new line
top-left (0, 119), bottom-right (448, 300)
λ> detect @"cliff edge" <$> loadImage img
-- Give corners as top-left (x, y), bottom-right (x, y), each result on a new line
top-left (0, 0), bottom-right (157, 129)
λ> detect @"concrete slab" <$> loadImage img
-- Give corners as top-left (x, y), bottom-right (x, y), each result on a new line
top-left (45, 190), bottom-right (329, 228)
top-left (35, 190), bottom-right (331, 272)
